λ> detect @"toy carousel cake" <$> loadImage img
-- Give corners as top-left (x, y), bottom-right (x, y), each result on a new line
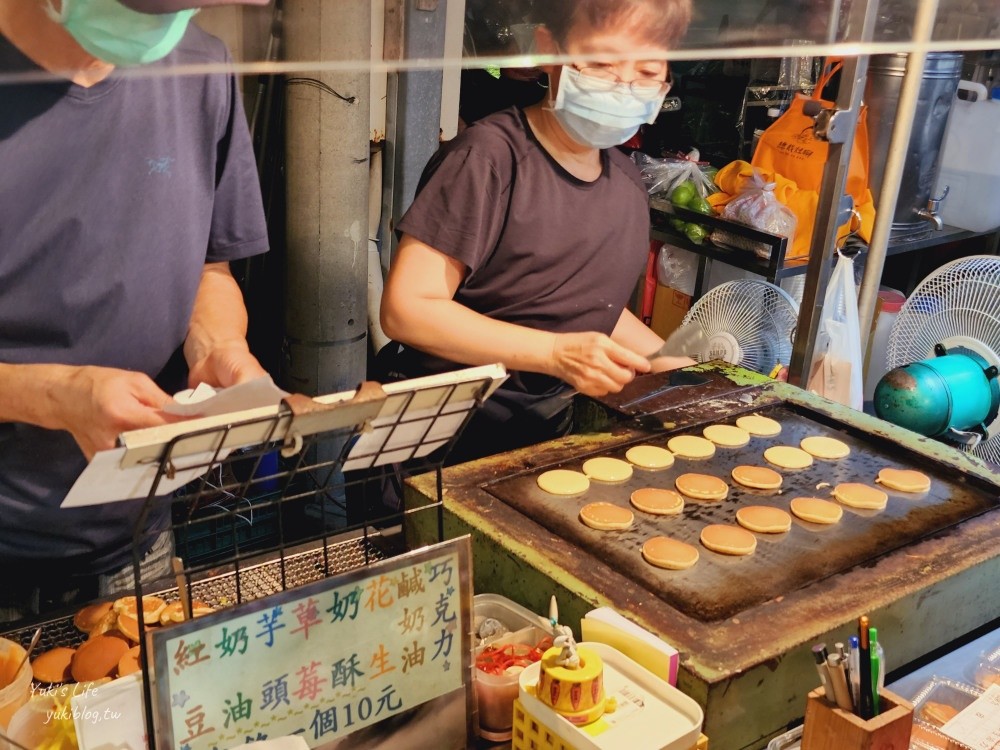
top-left (533, 625), bottom-right (611, 725)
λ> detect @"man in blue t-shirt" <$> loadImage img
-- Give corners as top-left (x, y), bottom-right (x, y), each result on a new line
top-left (0, 0), bottom-right (270, 622)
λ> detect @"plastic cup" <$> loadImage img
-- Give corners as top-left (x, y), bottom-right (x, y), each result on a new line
top-left (0, 638), bottom-right (31, 731)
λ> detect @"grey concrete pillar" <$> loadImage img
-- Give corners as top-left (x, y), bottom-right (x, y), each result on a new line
top-left (283, 0), bottom-right (372, 397)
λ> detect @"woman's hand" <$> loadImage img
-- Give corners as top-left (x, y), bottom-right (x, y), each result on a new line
top-left (551, 332), bottom-right (651, 396)
top-left (48, 365), bottom-right (180, 459)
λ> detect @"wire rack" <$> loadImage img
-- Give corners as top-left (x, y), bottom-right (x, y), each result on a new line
top-left (0, 370), bottom-right (499, 749)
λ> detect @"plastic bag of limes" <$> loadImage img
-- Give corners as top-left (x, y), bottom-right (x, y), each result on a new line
top-left (668, 171), bottom-right (717, 245)
top-left (630, 150), bottom-right (719, 245)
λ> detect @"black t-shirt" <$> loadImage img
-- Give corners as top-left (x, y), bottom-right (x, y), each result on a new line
top-left (0, 27), bottom-right (268, 572)
top-left (393, 107), bottom-right (650, 458)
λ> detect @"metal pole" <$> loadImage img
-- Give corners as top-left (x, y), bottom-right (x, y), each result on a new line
top-left (788, 0), bottom-right (880, 385)
top-left (283, 0), bottom-right (371, 396)
top-left (857, 0), bottom-right (941, 350)
top-left (380, 0), bottom-right (404, 277)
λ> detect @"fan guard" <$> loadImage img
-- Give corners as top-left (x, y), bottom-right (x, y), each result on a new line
top-left (886, 255), bottom-right (1000, 464)
top-left (681, 280), bottom-right (799, 374)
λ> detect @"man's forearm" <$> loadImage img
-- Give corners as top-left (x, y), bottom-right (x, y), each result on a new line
top-left (183, 262), bottom-right (251, 367)
top-left (0, 362), bottom-right (70, 428)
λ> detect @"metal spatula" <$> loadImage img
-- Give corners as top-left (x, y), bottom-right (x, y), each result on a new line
top-left (646, 321), bottom-right (707, 362)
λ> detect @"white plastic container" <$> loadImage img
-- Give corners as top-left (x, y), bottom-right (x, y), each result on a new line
top-left (934, 80), bottom-right (1000, 232)
top-left (863, 287), bottom-right (907, 402)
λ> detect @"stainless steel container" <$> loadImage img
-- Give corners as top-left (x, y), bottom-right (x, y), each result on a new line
top-left (865, 52), bottom-right (963, 239)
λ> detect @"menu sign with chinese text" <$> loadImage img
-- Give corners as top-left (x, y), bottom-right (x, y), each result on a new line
top-left (150, 539), bottom-right (471, 749)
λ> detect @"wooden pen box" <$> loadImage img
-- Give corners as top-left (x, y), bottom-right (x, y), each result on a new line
top-left (801, 687), bottom-right (914, 750)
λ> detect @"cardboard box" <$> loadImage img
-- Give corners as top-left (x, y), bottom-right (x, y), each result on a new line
top-left (651, 284), bottom-right (693, 341)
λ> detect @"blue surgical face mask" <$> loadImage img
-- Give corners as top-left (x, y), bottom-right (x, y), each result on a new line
top-left (549, 66), bottom-right (667, 150)
top-left (46, 0), bottom-right (196, 67)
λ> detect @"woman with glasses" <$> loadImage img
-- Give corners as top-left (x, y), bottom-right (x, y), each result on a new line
top-left (380, 0), bottom-right (694, 465)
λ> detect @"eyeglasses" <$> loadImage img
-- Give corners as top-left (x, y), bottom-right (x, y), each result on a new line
top-left (572, 65), bottom-right (673, 100)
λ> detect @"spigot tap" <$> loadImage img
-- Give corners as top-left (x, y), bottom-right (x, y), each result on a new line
top-left (917, 186), bottom-right (948, 230)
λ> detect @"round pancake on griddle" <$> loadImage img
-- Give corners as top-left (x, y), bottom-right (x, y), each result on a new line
top-left (736, 505), bottom-right (792, 533)
top-left (702, 423), bottom-right (751, 447)
top-left (675, 473), bottom-right (728, 501)
top-left (582, 456), bottom-right (633, 482)
top-left (876, 467), bottom-right (931, 493)
top-left (630, 487), bottom-right (684, 515)
top-left (736, 414), bottom-right (782, 437)
top-left (764, 445), bottom-right (814, 470)
top-left (579, 502), bottom-right (634, 531)
top-left (642, 536), bottom-right (699, 570)
top-left (832, 482), bottom-right (888, 510)
top-left (800, 435), bottom-right (851, 460)
top-left (625, 444), bottom-right (675, 469)
top-left (700, 524), bottom-right (757, 555)
top-left (536, 469), bottom-right (590, 496)
top-left (667, 434), bottom-right (716, 459)
top-left (789, 497), bottom-right (843, 524)
top-left (731, 465), bottom-right (783, 490)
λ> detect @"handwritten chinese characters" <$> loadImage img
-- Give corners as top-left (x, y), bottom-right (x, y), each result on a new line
top-left (159, 546), bottom-right (467, 750)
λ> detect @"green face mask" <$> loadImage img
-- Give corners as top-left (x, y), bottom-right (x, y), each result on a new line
top-left (47, 0), bottom-right (196, 67)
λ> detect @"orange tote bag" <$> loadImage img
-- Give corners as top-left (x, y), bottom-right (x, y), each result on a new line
top-left (751, 59), bottom-right (875, 259)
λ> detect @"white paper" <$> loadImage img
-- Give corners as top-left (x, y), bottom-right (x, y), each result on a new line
top-left (60, 379), bottom-right (281, 509)
top-left (164, 376), bottom-right (288, 418)
top-left (62, 447), bottom-right (228, 508)
top-left (341, 402), bottom-right (471, 471)
top-left (941, 683), bottom-right (1000, 750)
top-left (72, 673), bottom-right (146, 750)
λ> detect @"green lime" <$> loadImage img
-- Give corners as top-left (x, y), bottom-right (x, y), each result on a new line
top-left (670, 180), bottom-right (696, 208)
top-left (685, 223), bottom-right (708, 245)
top-left (688, 196), bottom-right (714, 215)
top-left (670, 218), bottom-right (688, 232)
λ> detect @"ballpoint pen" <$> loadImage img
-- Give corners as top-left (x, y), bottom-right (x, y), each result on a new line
top-left (848, 635), bottom-right (860, 710)
top-left (875, 639), bottom-right (885, 694)
top-left (859, 616), bottom-right (873, 720)
top-left (826, 653), bottom-right (854, 711)
top-left (812, 643), bottom-right (832, 697)
top-left (870, 627), bottom-right (881, 717)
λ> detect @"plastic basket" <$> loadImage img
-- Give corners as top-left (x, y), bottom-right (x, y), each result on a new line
top-left (512, 698), bottom-right (574, 750)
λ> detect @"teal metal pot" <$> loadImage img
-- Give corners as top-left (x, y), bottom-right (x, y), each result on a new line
top-left (874, 350), bottom-right (1000, 437)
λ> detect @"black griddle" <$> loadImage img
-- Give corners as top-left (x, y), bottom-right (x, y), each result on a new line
top-left (484, 403), bottom-right (1000, 622)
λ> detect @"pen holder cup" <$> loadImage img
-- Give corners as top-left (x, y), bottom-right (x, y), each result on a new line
top-left (801, 687), bottom-right (913, 750)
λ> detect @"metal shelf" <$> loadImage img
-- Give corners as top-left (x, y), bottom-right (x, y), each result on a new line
top-left (652, 192), bottom-right (1000, 301)
top-left (883, 223), bottom-right (1000, 255)
top-left (649, 196), bottom-right (797, 299)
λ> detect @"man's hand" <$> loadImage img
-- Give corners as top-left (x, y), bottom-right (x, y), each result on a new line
top-left (184, 262), bottom-right (266, 390)
top-left (186, 340), bottom-right (266, 390)
top-left (48, 365), bottom-right (179, 459)
top-left (551, 332), bottom-right (651, 396)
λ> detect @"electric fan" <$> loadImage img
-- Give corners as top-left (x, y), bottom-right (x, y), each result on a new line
top-left (875, 255), bottom-right (1000, 463)
top-left (679, 279), bottom-right (800, 374)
